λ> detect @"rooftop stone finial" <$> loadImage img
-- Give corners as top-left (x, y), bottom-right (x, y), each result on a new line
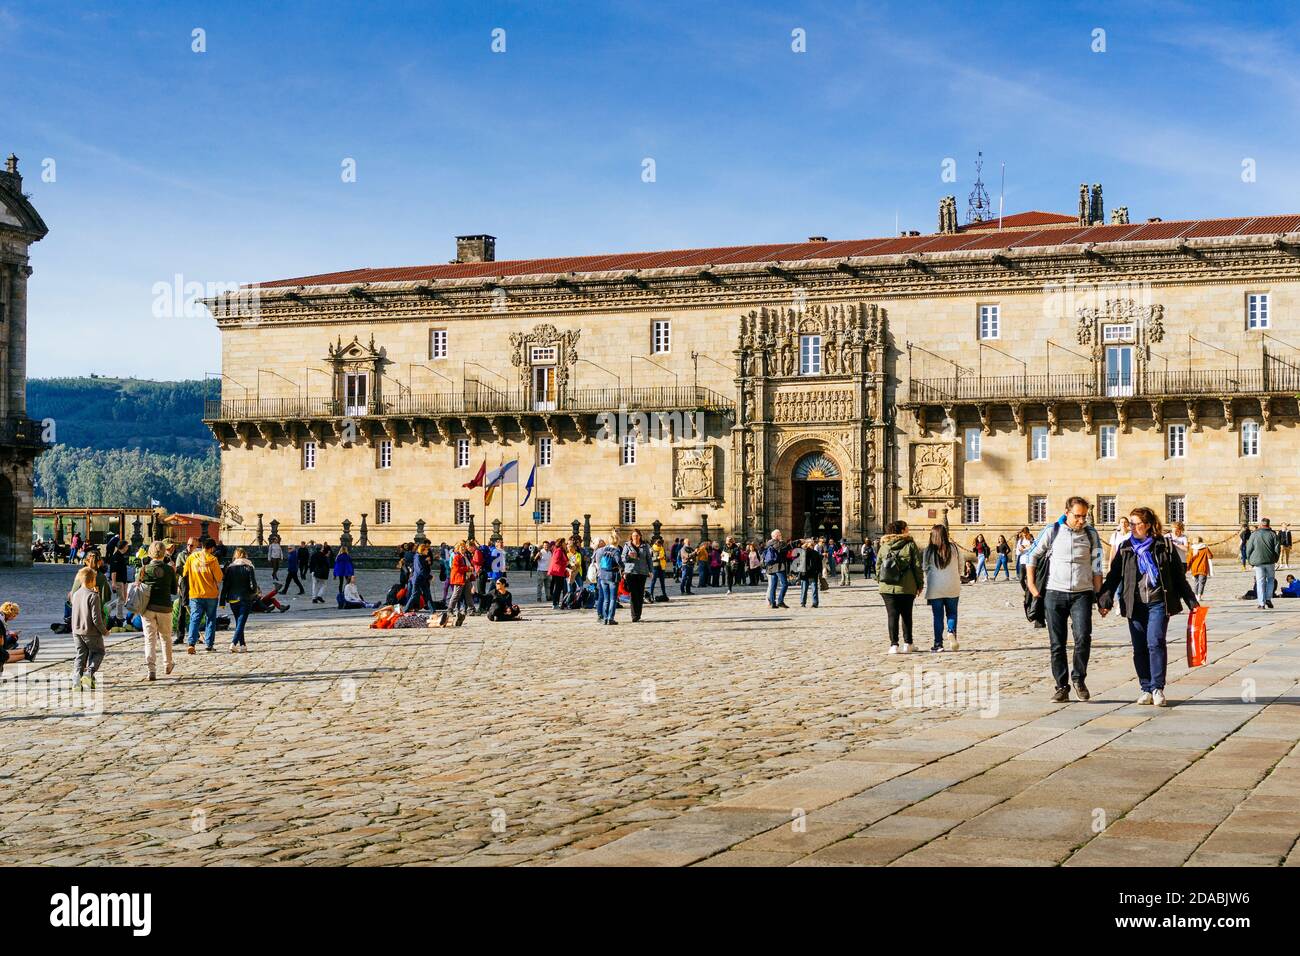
top-left (4, 154), bottom-right (17, 175)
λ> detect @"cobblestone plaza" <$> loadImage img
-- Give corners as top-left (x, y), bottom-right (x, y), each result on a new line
top-left (2, 566), bottom-right (1296, 867)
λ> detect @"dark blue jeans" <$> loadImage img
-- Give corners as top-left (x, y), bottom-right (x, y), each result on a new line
top-left (404, 577), bottom-right (433, 612)
top-left (230, 598), bottom-right (252, 646)
top-left (928, 596), bottom-right (959, 646)
top-left (1044, 589), bottom-right (1094, 689)
top-left (1129, 599), bottom-right (1169, 692)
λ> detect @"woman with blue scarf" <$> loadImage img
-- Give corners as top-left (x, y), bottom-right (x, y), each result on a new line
top-left (1098, 506), bottom-right (1199, 707)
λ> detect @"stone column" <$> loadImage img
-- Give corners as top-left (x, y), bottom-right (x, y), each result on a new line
top-left (255, 513), bottom-right (265, 545)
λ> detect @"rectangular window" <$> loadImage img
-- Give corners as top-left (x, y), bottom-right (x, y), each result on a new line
top-left (1247, 293), bottom-right (1270, 330)
top-left (799, 335), bottom-right (822, 375)
top-left (978, 304), bottom-right (1000, 340)
top-left (1241, 419), bottom-right (1260, 457)
top-left (377, 439), bottom-right (392, 469)
top-left (1167, 424), bottom-right (1187, 459)
top-left (1166, 495), bottom-right (1186, 525)
top-left (1099, 424), bottom-right (1117, 459)
top-left (964, 427), bottom-right (981, 462)
top-left (536, 498), bottom-right (552, 524)
top-left (302, 441), bottom-right (317, 470)
top-left (530, 346), bottom-right (558, 363)
top-left (454, 499), bottom-right (471, 524)
top-left (1240, 494), bottom-right (1259, 525)
top-left (456, 438), bottom-right (470, 468)
top-left (1102, 323), bottom-right (1134, 343)
top-left (1029, 495), bottom-right (1048, 525)
top-left (963, 497), bottom-right (980, 524)
top-left (652, 320), bottom-right (671, 354)
top-left (429, 328), bottom-right (448, 359)
top-left (1098, 495), bottom-right (1117, 525)
top-left (538, 435), bottom-right (553, 467)
top-left (1030, 426), bottom-right (1049, 461)
top-left (301, 500), bottom-right (316, 525)
top-left (619, 498), bottom-right (637, 525)
top-left (376, 500), bottom-right (392, 525)
top-left (621, 431), bottom-right (637, 466)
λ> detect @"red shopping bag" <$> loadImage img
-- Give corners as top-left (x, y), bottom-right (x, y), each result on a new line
top-left (1186, 605), bottom-right (1208, 667)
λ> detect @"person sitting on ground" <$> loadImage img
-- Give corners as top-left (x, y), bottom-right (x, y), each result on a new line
top-left (339, 577), bottom-right (378, 609)
top-left (1, 600), bottom-right (20, 650)
top-left (0, 602), bottom-right (38, 672)
top-left (487, 579), bottom-right (521, 621)
top-left (1282, 574), bottom-right (1300, 598)
top-left (254, 585), bottom-right (290, 613)
top-left (959, 558), bottom-right (977, 584)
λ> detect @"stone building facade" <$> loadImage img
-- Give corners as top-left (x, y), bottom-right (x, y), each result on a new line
top-left (0, 155), bottom-right (48, 566)
top-left (205, 199), bottom-right (1300, 549)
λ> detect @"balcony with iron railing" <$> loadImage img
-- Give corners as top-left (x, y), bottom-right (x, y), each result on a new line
top-left (905, 359), bottom-right (1300, 404)
top-left (0, 417), bottom-right (51, 450)
top-left (204, 384), bottom-right (735, 422)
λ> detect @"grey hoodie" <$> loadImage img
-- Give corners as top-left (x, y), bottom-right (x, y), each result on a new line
top-left (71, 585), bottom-right (109, 639)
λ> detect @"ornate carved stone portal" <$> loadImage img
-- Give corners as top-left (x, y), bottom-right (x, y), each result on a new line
top-left (733, 301), bottom-right (890, 541)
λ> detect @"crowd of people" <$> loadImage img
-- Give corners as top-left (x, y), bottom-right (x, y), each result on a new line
top-left (10, 504), bottom-right (1288, 707)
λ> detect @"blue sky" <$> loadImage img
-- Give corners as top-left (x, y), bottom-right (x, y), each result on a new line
top-left (5, 0), bottom-right (1300, 379)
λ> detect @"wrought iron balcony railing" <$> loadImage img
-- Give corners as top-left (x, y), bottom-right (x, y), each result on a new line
top-left (906, 362), bottom-right (1300, 403)
top-left (0, 416), bottom-right (51, 449)
top-left (205, 385), bottom-right (735, 422)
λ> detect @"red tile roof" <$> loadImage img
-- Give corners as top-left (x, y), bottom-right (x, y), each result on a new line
top-left (254, 214), bottom-right (1300, 288)
top-left (958, 210), bottom-right (1077, 231)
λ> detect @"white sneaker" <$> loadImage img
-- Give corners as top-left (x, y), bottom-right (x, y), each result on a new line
top-left (1136, 691), bottom-right (1153, 705)
top-left (1153, 689), bottom-right (1168, 707)
top-left (888, 644), bottom-right (899, 655)
top-left (900, 643), bottom-right (912, 654)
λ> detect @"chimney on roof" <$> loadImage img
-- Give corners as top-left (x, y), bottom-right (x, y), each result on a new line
top-left (1110, 206), bottom-right (1129, 225)
top-left (807, 236), bottom-right (828, 242)
top-left (938, 196), bottom-right (959, 234)
top-left (454, 234), bottom-right (496, 263)
top-left (1089, 184), bottom-right (1104, 226)
top-left (0, 153), bottom-right (19, 191)
top-left (1078, 183), bottom-right (1105, 225)
top-left (1146, 217), bottom-right (1162, 223)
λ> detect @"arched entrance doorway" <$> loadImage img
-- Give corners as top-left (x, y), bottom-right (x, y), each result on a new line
top-left (791, 452), bottom-right (842, 539)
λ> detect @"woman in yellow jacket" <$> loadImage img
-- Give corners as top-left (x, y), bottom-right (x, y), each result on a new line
top-left (649, 536), bottom-right (670, 602)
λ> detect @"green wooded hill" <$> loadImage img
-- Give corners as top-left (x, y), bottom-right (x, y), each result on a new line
top-left (26, 377), bottom-right (219, 513)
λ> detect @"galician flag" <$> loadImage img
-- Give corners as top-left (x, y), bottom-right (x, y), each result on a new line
top-left (483, 459), bottom-right (518, 506)
top-left (520, 463), bottom-right (537, 507)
